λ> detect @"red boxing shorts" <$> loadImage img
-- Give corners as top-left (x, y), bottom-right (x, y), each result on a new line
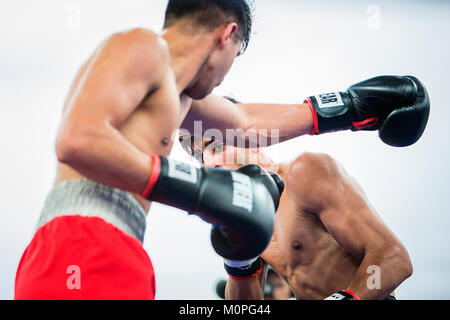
top-left (15, 179), bottom-right (155, 300)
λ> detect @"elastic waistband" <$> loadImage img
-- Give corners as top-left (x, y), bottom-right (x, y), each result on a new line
top-left (37, 179), bottom-right (147, 243)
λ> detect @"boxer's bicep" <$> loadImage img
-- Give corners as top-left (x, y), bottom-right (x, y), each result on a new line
top-left (185, 97), bottom-right (313, 145)
top-left (319, 186), bottom-right (412, 299)
top-left (184, 95), bottom-right (246, 134)
top-left (318, 188), bottom-right (394, 260)
top-left (286, 153), bottom-right (386, 258)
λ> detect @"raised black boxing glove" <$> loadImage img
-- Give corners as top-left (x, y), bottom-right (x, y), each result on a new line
top-left (141, 156), bottom-right (277, 261)
top-left (305, 75), bottom-right (430, 147)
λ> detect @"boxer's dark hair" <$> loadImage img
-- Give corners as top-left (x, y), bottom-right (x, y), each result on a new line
top-left (164, 0), bottom-right (253, 53)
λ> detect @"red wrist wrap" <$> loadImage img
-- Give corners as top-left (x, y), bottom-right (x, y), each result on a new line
top-left (341, 289), bottom-right (360, 300)
top-left (305, 98), bottom-right (319, 135)
top-left (227, 267), bottom-right (263, 280)
top-left (140, 155), bottom-right (161, 199)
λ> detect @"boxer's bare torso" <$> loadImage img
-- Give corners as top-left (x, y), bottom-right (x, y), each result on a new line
top-left (261, 164), bottom-right (360, 300)
top-left (54, 30), bottom-right (194, 213)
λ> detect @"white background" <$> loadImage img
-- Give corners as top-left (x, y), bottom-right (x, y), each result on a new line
top-left (1, 0), bottom-right (449, 299)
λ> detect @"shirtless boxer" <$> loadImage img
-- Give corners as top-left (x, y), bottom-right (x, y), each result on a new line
top-left (180, 133), bottom-right (413, 300)
top-left (15, 0), bottom-right (428, 299)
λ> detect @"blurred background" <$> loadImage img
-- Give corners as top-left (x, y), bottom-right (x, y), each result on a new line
top-left (1, 0), bottom-right (449, 299)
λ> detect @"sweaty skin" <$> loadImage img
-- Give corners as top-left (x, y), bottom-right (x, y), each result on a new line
top-left (183, 138), bottom-right (413, 300)
top-left (55, 30), bottom-right (184, 212)
top-left (55, 27), bottom-right (314, 214)
top-left (262, 161), bottom-right (374, 300)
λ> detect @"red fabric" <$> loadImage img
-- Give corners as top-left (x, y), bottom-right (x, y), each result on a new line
top-left (342, 289), bottom-right (360, 300)
top-left (141, 155), bottom-right (161, 199)
top-left (304, 99), bottom-right (320, 135)
top-left (353, 117), bottom-right (378, 130)
top-left (227, 267), bottom-right (263, 280)
top-left (15, 216), bottom-right (155, 300)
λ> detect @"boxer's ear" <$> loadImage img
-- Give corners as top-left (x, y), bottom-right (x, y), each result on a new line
top-left (219, 22), bottom-right (238, 48)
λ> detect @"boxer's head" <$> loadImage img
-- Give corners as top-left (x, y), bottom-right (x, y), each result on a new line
top-left (180, 135), bottom-right (269, 171)
top-left (163, 0), bottom-right (253, 99)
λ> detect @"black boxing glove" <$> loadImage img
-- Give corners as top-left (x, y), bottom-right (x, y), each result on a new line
top-left (325, 290), bottom-right (360, 300)
top-left (235, 165), bottom-right (285, 210)
top-left (141, 156), bottom-right (275, 261)
top-left (305, 75), bottom-right (430, 147)
top-left (218, 167), bottom-right (284, 279)
top-left (211, 164), bottom-right (283, 263)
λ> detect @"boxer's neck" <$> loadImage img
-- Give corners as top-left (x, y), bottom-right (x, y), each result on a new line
top-left (162, 25), bottom-right (217, 94)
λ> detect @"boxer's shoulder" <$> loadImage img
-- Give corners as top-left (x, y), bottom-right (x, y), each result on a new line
top-left (111, 28), bottom-right (167, 50)
top-left (104, 28), bottom-right (170, 72)
top-left (284, 152), bottom-right (345, 208)
top-left (97, 28), bottom-right (171, 93)
top-left (287, 152), bottom-right (338, 183)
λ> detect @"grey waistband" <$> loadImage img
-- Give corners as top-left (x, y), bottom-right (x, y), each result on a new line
top-left (37, 179), bottom-right (147, 243)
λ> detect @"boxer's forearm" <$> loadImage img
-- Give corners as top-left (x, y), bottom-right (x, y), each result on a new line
top-left (185, 95), bottom-right (314, 146)
top-left (346, 248), bottom-right (413, 300)
top-left (235, 102), bottom-right (314, 145)
top-left (56, 121), bottom-right (152, 194)
top-left (225, 278), bottom-right (263, 300)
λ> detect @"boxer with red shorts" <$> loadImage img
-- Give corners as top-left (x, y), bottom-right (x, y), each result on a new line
top-left (15, 0), bottom-right (429, 300)
top-left (15, 0), bottom-right (271, 300)
top-left (15, 179), bottom-right (154, 299)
